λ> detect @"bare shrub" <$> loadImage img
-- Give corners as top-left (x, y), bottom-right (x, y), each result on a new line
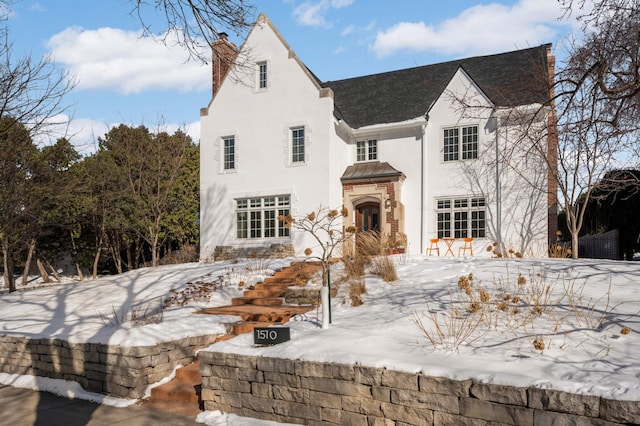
top-left (486, 241), bottom-right (523, 259)
top-left (411, 299), bottom-right (489, 352)
top-left (414, 267), bottom-right (619, 354)
top-left (100, 298), bottom-right (164, 327)
top-left (164, 279), bottom-right (219, 308)
top-left (371, 256), bottom-right (398, 282)
top-left (356, 231), bottom-right (386, 256)
top-left (244, 253), bottom-right (272, 275)
top-left (349, 280), bottom-right (367, 307)
top-left (563, 278), bottom-right (615, 330)
top-left (549, 243), bottom-right (572, 258)
top-left (341, 238), bottom-right (369, 280)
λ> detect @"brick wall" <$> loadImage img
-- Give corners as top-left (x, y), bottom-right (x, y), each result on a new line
top-left (200, 351), bottom-right (639, 425)
top-left (0, 334), bottom-right (219, 399)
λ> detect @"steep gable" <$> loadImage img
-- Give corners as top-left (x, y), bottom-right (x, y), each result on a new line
top-left (323, 45), bottom-right (551, 129)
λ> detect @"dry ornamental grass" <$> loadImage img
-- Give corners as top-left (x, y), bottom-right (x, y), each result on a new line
top-left (413, 268), bottom-right (622, 354)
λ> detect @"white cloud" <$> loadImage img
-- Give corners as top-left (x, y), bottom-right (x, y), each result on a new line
top-left (293, 0), bottom-right (355, 27)
top-left (331, 0), bottom-right (354, 8)
top-left (46, 27), bottom-right (210, 94)
top-left (160, 121), bottom-right (201, 144)
top-left (33, 114), bottom-right (109, 155)
top-left (28, 2), bottom-right (45, 12)
top-left (341, 19), bottom-right (376, 37)
top-left (372, 0), bottom-right (568, 58)
top-left (294, 2), bottom-right (328, 27)
top-left (34, 115), bottom-right (201, 156)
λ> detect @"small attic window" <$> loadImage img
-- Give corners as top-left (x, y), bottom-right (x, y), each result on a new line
top-left (258, 61), bottom-right (268, 89)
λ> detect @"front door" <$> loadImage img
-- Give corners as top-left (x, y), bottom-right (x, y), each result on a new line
top-left (356, 202), bottom-right (380, 233)
top-left (355, 202), bottom-right (380, 255)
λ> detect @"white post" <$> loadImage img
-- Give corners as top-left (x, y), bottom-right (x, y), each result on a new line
top-left (320, 286), bottom-right (330, 329)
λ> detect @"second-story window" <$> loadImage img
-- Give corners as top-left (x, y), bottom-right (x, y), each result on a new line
top-left (258, 62), bottom-right (268, 89)
top-left (443, 125), bottom-right (478, 162)
top-left (223, 136), bottom-right (235, 170)
top-left (356, 139), bottom-right (377, 161)
top-left (291, 127), bottom-right (305, 163)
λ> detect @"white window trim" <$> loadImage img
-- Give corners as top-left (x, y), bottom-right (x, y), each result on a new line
top-left (234, 194), bottom-right (292, 241)
top-left (255, 59), bottom-right (270, 92)
top-left (222, 135), bottom-right (236, 172)
top-left (355, 139), bottom-right (378, 162)
top-left (441, 124), bottom-right (479, 163)
top-left (215, 131), bottom-right (239, 174)
top-left (435, 196), bottom-right (486, 239)
top-left (284, 123), bottom-right (311, 166)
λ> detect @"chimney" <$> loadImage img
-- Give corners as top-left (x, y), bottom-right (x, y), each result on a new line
top-left (212, 32), bottom-right (238, 97)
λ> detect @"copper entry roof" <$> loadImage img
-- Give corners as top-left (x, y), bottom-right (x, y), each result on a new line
top-left (341, 161), bottom-right (405, 184)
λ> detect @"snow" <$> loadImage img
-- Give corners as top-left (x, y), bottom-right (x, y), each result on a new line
top-left (1, 255), bottom-right (639, 425)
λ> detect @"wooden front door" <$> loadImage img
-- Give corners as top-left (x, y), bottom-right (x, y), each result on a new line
top-left (355, 202), bottom-right (380, 233)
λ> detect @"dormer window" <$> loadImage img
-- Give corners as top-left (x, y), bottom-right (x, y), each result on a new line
top-left (258, 61), bottom-right (268, 89)
top-left (356, 139), bottom-right (377, 161)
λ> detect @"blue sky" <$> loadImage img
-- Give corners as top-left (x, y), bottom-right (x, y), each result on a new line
top-left (6, 0), bottom-right (577, 153)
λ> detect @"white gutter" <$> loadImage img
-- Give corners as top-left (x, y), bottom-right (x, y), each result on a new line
top-left (337, 116), bottom-right (426, 140)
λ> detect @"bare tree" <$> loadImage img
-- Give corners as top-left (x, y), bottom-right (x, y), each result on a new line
top-left (547, 0), bottom-right (640, 257)
top-left (0, 3), bottom-right (74, 290)
top-left (281, 207), bottom-right (351, 329)
top-left (130, 0), bottom-right (256, 62)
top-left (450, 0), bottom-right (640, 259)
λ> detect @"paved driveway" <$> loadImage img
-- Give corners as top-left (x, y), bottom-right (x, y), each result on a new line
top-left (0, 385), bottom-right (197, 426)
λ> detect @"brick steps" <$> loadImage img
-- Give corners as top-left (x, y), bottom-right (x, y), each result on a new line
top-left (231, 296), bottom-right (285, 306)
top-left (232, 320), bottom-right (284, 335)
top-left (145, 261), bottom-right (322, 417)
top-left (195, 304), bottom-right (313, 322)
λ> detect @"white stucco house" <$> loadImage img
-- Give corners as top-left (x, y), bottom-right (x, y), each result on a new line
top-left (199, 14), bottom-right (557, 261)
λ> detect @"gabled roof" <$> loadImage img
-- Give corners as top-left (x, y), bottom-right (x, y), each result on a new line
top-left (323, 44), bottom-right (551, 129)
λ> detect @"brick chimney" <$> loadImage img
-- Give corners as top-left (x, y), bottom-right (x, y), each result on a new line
top-left (212, 32), bottom-right (238, 97)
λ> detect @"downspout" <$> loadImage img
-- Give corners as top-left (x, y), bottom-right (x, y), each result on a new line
top-left (420, 120), bottom-right (427, 254)
top-left (494, 115), bottom-right (502, 251)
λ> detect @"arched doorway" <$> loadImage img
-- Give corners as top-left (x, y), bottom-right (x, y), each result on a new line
top-left (354, 202), bottom-right (381, 256)
top-left (355, 202), bottom-right (380, 233)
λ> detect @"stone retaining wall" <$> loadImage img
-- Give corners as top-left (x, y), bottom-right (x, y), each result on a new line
top-left (0, 334), bottom-right (219, 399)
top-left (211, 243), bottom-right (295, 261)
top-left (200, 351), bottom-right (640, 425)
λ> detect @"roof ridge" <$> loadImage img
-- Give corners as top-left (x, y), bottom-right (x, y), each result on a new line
top-left (322, 44), bottom-right (551, 85)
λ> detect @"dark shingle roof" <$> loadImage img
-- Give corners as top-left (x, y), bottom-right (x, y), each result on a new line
top-left (322, 44), bottom-right (551, 129)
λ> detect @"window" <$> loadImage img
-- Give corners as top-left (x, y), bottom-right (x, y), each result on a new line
top-left (436, 197), bottom-right (486, 238)
top-left (291, 127), bottom-right (305, 163)
top-left (236, 195), bottom-right (290, 239)
top-left (443, 128), bottom-right (459, 162)
top-left (356, 139), bottom-right (377, 161)
top-left (258, 62), bottom-right (268, 89)
top-left (462, 126), bottom-right (478, 160)
top-left (443, 125), bottom-right (478, 162)
top-left (222, 137), bottom-right (235, 170)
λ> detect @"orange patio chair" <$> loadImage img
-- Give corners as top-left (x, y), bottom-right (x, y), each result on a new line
top-left (458, 237), bottom-right (473, 256)
top-left (426, 238), bottom-right (440, 256)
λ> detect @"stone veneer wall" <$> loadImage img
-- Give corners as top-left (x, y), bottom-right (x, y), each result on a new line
top-left (0, 334), bottom-right (219, 399)
top-left (200, 351), bottom-right (640, 426)
top-left (212, 243), bottom-right (295, 261)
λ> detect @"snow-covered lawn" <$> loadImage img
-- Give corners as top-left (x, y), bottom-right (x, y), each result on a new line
top-left (1, 255), bottom-right (639, 425)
